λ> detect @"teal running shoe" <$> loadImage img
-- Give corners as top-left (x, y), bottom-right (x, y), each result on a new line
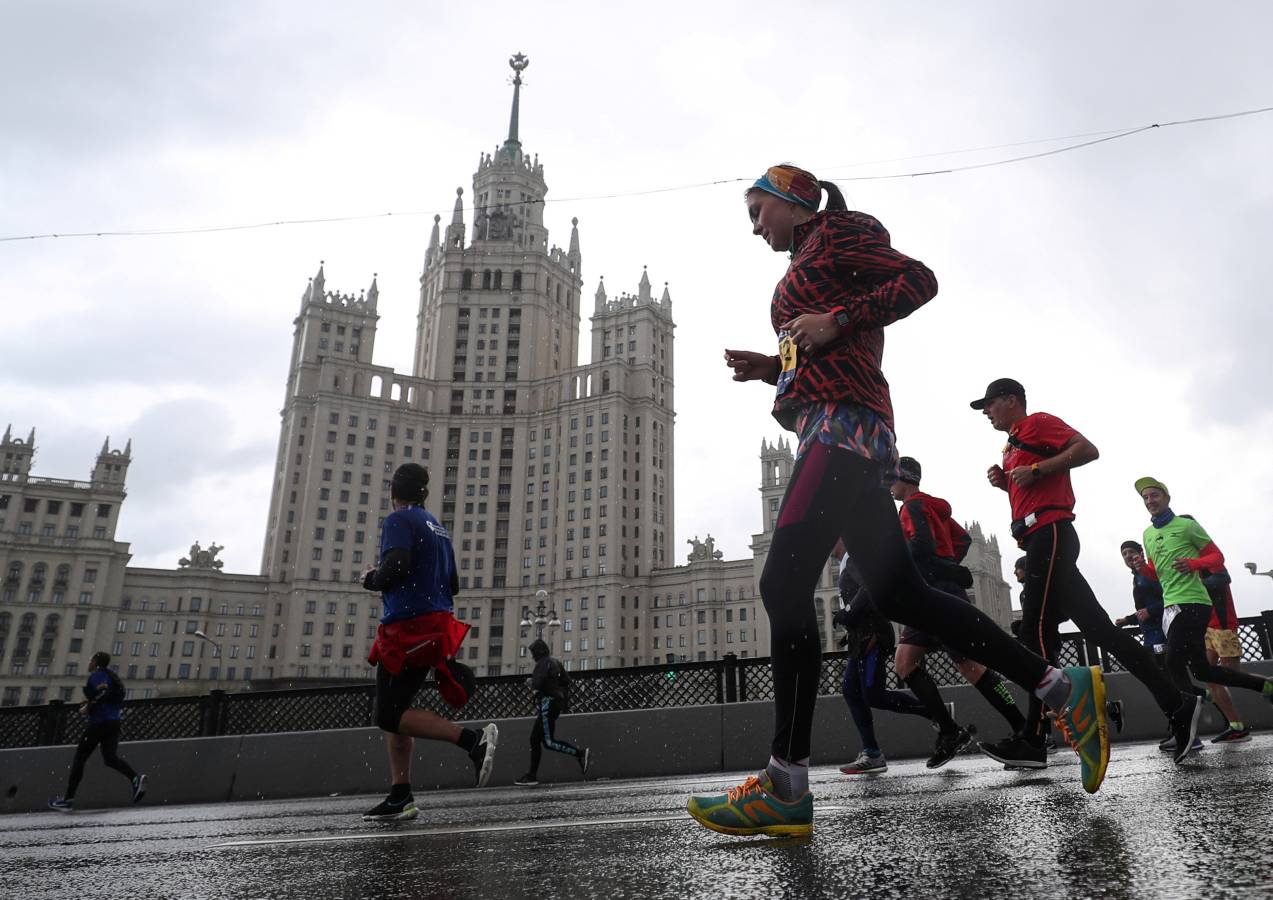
top-left (1053, 665), bottom-right (1110, 794)
top-left (687, 772), bottom-right (812, 837)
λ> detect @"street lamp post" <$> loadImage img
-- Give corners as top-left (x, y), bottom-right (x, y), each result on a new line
top-left (1244, 562), bottom-right (1273, 580)
top-left (519, 589), bottom-right (561, 641)
top-left (193, 630), bottom-right (224, 691)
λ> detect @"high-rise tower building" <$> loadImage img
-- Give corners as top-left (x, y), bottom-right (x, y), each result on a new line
top-left (257, 54), bottom-right (676, 675)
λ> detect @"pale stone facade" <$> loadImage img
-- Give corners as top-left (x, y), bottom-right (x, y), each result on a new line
top-left (0, 58), bottom-right (1012, 704)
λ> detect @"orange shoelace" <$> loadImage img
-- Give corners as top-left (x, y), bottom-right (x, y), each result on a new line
top-left (1050, 710), bottom-right (1079, 752)
top-left (726, 775), bottom-right (764, 803)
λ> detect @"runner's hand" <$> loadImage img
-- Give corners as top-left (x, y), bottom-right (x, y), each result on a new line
top-left (781, 313), bottom-right (839, 353)
top-left (1135, 609), bottom-right (1150, 623)
top-left (723, 349), bottom-right (778, 383)
top-left (1170, 557), bottom-right (1193, 574)
top-left (987, 465), bottom-right (1008, 489)
top-left (1008, 465), bottom-right (1040, 487)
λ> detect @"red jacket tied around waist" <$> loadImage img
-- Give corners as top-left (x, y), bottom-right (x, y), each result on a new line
top-left (369, 611), bottom-right (472, 707)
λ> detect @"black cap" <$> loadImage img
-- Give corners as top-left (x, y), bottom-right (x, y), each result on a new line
top-left (970, 377), bottom-right (1026, 410)
top-left (391, 463), bottom-right (429, 503)
top-left (897, 456), bottom-right (922, 485)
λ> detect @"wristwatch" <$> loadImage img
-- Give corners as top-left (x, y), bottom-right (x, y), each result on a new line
top-left (831, 307), bottom-right (850, 332)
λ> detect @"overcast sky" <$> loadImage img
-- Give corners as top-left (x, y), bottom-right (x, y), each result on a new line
top-left (4, 1), bottom-right (1273, 618)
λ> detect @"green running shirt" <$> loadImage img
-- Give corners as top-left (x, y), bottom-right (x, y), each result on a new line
top-left (1142, 515), bottom-right (1213, 607)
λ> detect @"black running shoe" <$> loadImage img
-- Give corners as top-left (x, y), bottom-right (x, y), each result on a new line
top-left (131, 774), bottom-right (147, 803)
top-left (470, 722), bottom-right (499, 787)
top-left (927, 724), bottom-right (976, 769)
top-left (514, 773), bottom-right (539, 786)
top-left (979, 734), bottom-right (1047, 769)
top-left (1211, 726), bottom-right (1251, 744)
top-left (1106, 700), bottom-right (1125, 735)
top-left (1169, 695), bottom-right (1202, 765)
top-left (579, 747), bottom-right (591, 777)
top-left (362, 794), bottom-right (418, 822)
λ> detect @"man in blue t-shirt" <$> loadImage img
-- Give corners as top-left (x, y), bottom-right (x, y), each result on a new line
top-left (360, 463), bottom-right (499, 822)
top-left (48, 651), bottom-right (146, 812)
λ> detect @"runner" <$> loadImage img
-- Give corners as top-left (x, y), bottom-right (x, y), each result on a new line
top-left (514, 638), bottom-right (590, 785)
top-left (970, 378), bottom-right (1197, 768)
top-left (1132, 479), bottom-right (1273, 744)
top-left (891, 456), bottom-right (1026, 746)
top-left (834, 548), bottom-right (964, 775)
top-left (687, 165), bottom-right (1111, 839)
top-left (360, 463), bottom-right (498, 822)
top-left (1197, 563), bottom-right (1253, 743)
top-left (1114, 540), bottom-right (1168, 672)
top-left (47, 651), bottom-right (146, 812)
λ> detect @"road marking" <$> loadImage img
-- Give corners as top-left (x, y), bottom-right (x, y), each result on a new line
top-left (210, 813), bottom-right (686, 847)
top-left (211, 805), bottom-right (857, 848)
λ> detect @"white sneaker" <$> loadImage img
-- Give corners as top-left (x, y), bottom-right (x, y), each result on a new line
top-left (471, 723), bottom-right (498, 788)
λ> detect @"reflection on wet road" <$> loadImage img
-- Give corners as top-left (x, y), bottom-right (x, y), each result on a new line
top-left (4, 739), bottom-right (1272, 899)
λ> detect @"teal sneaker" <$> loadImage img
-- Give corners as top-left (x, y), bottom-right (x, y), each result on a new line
top-left (687, 772), bottom-right (812, 837)
top-left (1052, 665), bottom-right (1110, 794)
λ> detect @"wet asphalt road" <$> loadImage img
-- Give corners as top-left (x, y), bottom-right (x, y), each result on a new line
top-left (3, 738), bottom-right (1273, 900)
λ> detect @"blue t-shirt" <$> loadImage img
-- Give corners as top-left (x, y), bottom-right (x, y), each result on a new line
top-left (378, 505), bottom-right (458, 624)
top-left (84, 670), bottom-right (122, 725)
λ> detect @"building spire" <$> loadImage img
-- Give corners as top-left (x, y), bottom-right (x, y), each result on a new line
top-left (505, 52), bottom-right (530, 147)
top-left (451, 188), bottom-right (465, 226)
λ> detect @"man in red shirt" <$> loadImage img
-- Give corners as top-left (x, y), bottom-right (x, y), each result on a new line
top-left (971, 378), bottom-right (1196, 767)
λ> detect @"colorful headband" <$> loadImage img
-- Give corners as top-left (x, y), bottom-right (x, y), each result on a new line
top-left (752, 165), bottom-right (821, 211)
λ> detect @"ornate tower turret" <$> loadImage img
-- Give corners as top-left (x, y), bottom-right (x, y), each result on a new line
top-left (0, 425), bottom-right (35, 483)
top-left (91, 436), bottom-right (131, 487)
top-left (758, 437), bottom-right (794, 535)
top-left (413, 52), bottom-right (582, 382)
top-left (446, 188), bottom-right (466, 250)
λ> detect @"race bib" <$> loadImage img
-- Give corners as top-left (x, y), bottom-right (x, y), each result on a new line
top-left (776, 330), bottom-right (798, 396)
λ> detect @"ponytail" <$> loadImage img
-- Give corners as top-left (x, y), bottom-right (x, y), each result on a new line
top-left (819, 180), bottom-right (847, 212)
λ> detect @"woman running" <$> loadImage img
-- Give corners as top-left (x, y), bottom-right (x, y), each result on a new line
top-left (686, 164), bottom-right (1111, 838)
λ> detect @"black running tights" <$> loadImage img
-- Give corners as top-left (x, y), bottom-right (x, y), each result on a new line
top-left (759, 442), bottom-right (1049, 762)
top-left (1166, 603), bottom-right (1268, 696)
top-left (1018, 521), bottom-right (1183, 742)
top-left (66, 721), bottom-right (137, 799)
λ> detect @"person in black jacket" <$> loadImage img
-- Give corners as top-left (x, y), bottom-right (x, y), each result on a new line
top-left (514, 639), bottom-right (589, 785)
top-left (834, 549), bottom-right (952, 775)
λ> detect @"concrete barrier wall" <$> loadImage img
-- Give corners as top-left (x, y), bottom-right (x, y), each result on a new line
top-left (4, 662), bottom-right (1269, 815)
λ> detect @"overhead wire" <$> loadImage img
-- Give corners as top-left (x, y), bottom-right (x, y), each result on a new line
top-left (2, 103), bottom-right (1270, 244)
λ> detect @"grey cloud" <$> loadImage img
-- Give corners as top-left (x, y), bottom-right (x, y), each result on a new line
top-left (4, 299), bottom-right (288, 390)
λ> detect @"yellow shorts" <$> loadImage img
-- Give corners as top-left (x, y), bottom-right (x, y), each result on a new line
top-left (1204, 627), bottom-right (1242, 659)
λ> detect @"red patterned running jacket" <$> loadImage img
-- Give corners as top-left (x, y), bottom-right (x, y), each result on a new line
top-left (770, 210), bottom-right (938, 433)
